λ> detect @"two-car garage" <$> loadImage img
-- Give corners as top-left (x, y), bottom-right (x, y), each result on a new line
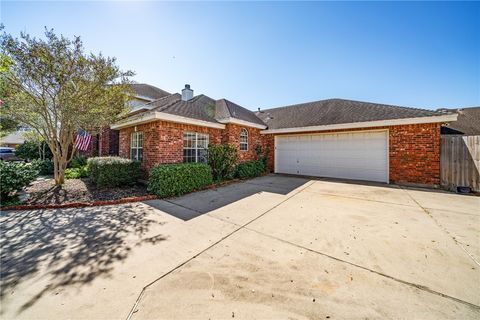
top-left (274, 130), bottom-right (389, 183)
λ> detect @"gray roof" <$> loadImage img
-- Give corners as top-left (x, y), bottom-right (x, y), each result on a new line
top-left (129, 83), bottom-right (170, 101)
top-left (256, 98), bottom-right (450, 130)
top-left (140, 94), bottom-right (265, 125)
top-left (215, 99), bottom-right (266, 126)
top-left (441, 107), bottom-right (480, 135)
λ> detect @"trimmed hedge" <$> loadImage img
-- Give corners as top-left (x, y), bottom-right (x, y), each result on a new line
top-left (148, 163), bottom-right (213, 197)
top-left (0, 162), bottom-right (39, 200)
top-left (235, 160), bottom-right (265, 178)
top-left (87, 157), bottom-right (141, 188)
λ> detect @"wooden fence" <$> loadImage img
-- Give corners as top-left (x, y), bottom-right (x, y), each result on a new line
top-left (440, 135), bottom-right (480, 192)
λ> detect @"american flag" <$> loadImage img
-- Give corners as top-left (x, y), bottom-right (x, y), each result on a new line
top-left (75, 129), bottom-right (92, 151)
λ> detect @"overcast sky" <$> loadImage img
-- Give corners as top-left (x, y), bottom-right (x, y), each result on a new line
top-left (1, 1), bottom-right (479, 110)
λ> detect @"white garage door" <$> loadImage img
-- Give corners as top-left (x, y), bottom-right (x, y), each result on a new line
top-left (275, 130), bottom-right (388, 183)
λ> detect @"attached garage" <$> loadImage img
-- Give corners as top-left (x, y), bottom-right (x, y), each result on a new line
top-left (274, 130), bottom-right (389, 183)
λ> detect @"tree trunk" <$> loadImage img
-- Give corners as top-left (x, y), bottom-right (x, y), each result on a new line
top-left (53, 155), bottom-right (66, 185)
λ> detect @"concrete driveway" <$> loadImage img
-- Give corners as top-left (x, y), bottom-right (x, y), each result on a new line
top-left (1, 175), bottom-right (479, 319)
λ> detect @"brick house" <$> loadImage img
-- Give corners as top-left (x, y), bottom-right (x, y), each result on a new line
top-left (86, 84), bottom-right (170, 156)
top-left (112, 85), bottom-right (457, 187)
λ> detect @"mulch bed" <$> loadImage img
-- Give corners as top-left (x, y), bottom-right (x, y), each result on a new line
top-left (0, 178), bottom-right (157, 210)
top-left (1, 175), bottom-right (260, 211)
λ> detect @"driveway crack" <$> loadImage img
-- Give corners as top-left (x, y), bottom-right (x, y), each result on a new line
top-left (243, 226), bottom-right (480, 311)
top-left (400, 187), bottom-right (480, 267)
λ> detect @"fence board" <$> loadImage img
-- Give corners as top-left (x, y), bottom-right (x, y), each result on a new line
top-left (441, 135), bottom-right (480, 192)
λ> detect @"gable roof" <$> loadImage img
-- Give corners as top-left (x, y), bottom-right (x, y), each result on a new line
top-left (441, 107), bottom-right (480, 135)
top-left (129, 83), bottom-right (170, 101)
top-left (256, 98), bottom-right (455, 130)
top-left (112, 93), bottom-right (266, 129)
top-left (215, 99), bottom-right (266, 126)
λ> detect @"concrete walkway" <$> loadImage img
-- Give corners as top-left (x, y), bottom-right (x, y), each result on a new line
top-left (1, 175), bottom-right (479, 319)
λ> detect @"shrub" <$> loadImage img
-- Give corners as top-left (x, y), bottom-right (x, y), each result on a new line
top-left (31, 159), bottom-right (54, 175)
top-left (0, 162), bottom-right (39, 201)
top-left (235, 160), bottom-right (266, 179)
top-left (148, 163), bottom-right (213, 197)
top-left (254, 144), bottom-right (269, 168)
top-left (15, 140), bottom-right (52, 160)
top-left (208, 144), bottom-right (238, 181)
top-left (65, 166), bottom-right (88, 179)
top-left (70, 155), bottom-right (88, 169)
top-left (87, 157), bottom-right (141, 188)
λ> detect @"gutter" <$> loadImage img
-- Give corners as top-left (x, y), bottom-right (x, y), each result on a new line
top-left (260, 114), bottom-right (458, 134)
top-left (111, 112), bottom-right (226, 130)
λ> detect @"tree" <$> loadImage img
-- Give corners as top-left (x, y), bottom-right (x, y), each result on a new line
top-left (0, 28), bottom-right (133, 184)
top-left (0, 56), bottom-right (18, 138)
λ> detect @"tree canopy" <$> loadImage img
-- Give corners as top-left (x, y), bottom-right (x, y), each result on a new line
top-left (0, 27), bottom-right (134, 184)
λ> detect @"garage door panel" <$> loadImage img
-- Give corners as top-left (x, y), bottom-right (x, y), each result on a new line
top-left (275, 131), bottom-right (388, 183)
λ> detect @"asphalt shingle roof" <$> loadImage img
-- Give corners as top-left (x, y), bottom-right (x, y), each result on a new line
top-left (256, 98), bottom-right (450, 130)
top-left (129, 83), bottom-right (170, 101)
top-left (441, 107), bottom-right (480, 135)
top-left (215, 99), bottom-right (266, 126)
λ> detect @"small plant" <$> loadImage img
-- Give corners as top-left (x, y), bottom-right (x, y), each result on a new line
top-left (208, 144), bottom-right (238, 181)
top-left (31, 159), bottom-right (54, 175)
top-left (254, 144), bottom-right (269, 168)
top-left (70, 155), bottom-right (88, 169)
top-left (87, 157), bottom-right (141, 188)
top-left (148, 163), bottom-right (213, 197)
top-left (65, 166), bottom-right (89, 179)
top-left (0, 162), bottom-right (39, 202)
top-left (235, 160), bottom-right (266, 179)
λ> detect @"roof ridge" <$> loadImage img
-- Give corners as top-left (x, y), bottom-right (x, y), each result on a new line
top-left (261, 98), bottom-right (442, 114)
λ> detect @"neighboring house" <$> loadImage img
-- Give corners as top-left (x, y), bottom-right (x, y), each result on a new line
top-left (439, 107), bottom-right (480, 135)
top-left (1, 126), bottom-right (32, 148)
top-left (112, 84), bottom-right (457, 187)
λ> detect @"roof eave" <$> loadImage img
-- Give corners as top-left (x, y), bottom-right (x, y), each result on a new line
top-left (260, 114), bottom-right (458, 134)
top-left (111, 112), bottom-right (225, 130)
top-left (217, 117), bottom-right (267, 129)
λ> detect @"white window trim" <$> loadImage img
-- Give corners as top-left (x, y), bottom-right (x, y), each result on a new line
top-left (183, 132), bottom-right (209, 163)
top-left (130, 131), bottom-right (143, 161)
top-left (240, 128), bottom-right (248, 152)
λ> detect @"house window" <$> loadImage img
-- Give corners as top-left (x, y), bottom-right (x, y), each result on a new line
top-left (130, 131), bottom-right (143, 161)
top-left (183, 132), bottom-right (209, 163)
top-left (240, 128), bottom-right (248, 151)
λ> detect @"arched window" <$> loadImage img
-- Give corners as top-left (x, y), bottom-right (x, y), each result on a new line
top-left (240, 128), bottom-right (248, 151)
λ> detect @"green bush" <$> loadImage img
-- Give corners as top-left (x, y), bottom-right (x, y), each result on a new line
top-left (31, 159), bottom-right (54, 175)
top-left (235, 160), bottom-right (266, 179)
top-left (15, 140), bottom-right (52, 160)
top-left (0, 162), bottom-right (39, 201)
top-left (87, 157), bottom-right (141, 188)
top-left (70, 155), bottom-right (88, 169)
top-left (65, 166), bottom-right (88, 179)
top-left (208, 144), bottom-right (238, 181)
top-left (148, 163), bottom-right (213, 197)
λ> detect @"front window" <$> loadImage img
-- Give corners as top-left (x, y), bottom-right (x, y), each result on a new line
top-left (130, 131), bottom-right (143, 161)
top-left (183, 132), bottom-right (209, 163)
top-left (240, 128), bottom-right (248, 151)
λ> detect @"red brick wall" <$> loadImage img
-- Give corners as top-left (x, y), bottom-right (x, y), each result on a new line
top-left (99, 127), bottom-right (119, 156)
top-left (119, 120), bottom-right (441, 186)
top-left (389, 123), bottom-right (441, 185)
top-left (221, 124), bottom-right (263, 162)
top-left (262, 123), bottom-right (442, 186)
top-left (119, 121), bottom-right (222, 172)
